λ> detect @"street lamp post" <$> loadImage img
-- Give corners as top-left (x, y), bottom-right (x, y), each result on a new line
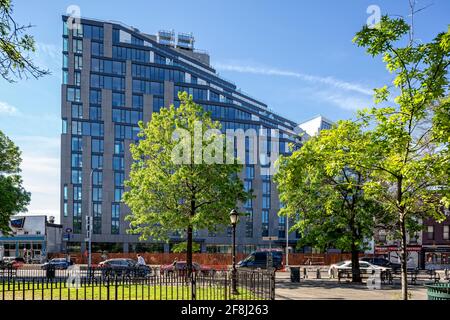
top-left (285, 216), bottom-right (289, 268)
top-left (230, 209), bottom-right (239, 296)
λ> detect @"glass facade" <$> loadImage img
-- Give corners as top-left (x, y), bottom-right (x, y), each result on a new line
top-left (61, 16), bottom-right (302, 253)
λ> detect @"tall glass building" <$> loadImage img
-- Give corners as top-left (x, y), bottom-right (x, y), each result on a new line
top-left (60, 16), bottom-right (327, 254)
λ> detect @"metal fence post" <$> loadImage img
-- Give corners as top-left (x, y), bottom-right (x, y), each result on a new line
top-left (270, 270), bottom-right (276, 300)
top-left (191, 273), bottom-right (196, 300)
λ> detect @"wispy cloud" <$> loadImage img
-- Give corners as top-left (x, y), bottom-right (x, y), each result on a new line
top-left (215, 63), bottom-right (374, 96)
top-left (315, 91), bottom-right (374, 111)
top-left (12, 135), bottom-right (60, 219)
top-left (34, 42), bottom-right (62, 76)
top-left (0, 101), bottom-right (20, 115)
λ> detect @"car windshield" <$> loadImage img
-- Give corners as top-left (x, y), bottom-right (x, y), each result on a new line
top-left (335, 261), bottom-right (347, 266)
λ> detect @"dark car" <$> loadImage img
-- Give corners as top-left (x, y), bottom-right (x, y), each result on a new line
top-left (98, 258), bottom-right (151, 277)
top-left (1, 257), bottom-right (25, 269)
top-left (237, 250), bottom-right (283, 270)
top-left (160, 261), bottom-right (214, 276)
top-left (41, 258), bottom-right (73, 270)
top-left (361, 257), bottom-right (401, 270)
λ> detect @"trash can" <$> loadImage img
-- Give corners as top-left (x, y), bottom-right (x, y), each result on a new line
top-left (46, 266), bottom-right (55, 279)
top-left (426, 283), bottom-right (450, 300)
top-left (290, 267), bottom-right (300, 283)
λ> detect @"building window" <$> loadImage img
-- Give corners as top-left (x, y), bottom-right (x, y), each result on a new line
top-left (71, 153), bottom-right (82, 168)
top-left (63, 202), bottom-right (68, 217)
top-left (63, 70), bottom-right (68, 84)
top-left (62, 119), bottom-right (68, 134)
top-left (261, 210), bottom-right (269, 237)
top-left (93, 187), bottom-right (102, 202)
top-left (71, 137), bottom-right (82, 152)
top-left (73, 185), bottom-right (82, 201)
top-left (63, 54), bottom-right (68, 68)
top-left (71, 120), bottom-right (82, 135)
top-left (91, 42), bottom-right (104, 56)
top-left (74, 55), bottom-right (83, 70)
top-left (74, 71), bottom-right (81, 86)
top-left (427, 226), bottom-right (434, 240)
top-left (244, 180), bottom-right (252, 192)
top-left (262, 181), bottom-right (271, 194)
top-left (73, 202), bottom-right (82, 234)
top-left (444, 225), bottom-right (449, 240)
top-left (278, 216), bottom-right (286, 239)
top-left (63, 184), bottom-right (68, 200)
top-left (93, 202), bottom-right (102, 234)
top-left (262, 195), bottom-right (271, 209)
top-left (245, 166), bottom-right (254, 179)
top-left (113, 156), bottom-right (124, 170)
top-left (111, 204), bottom-right (120, 234)
top-left (245, 209), bottom-right (253, 238)
top-left (93, 170), bottom-right (103, 185)
top-left (91, 139), bottom-right (104, 153)
top-left (71, 104), bottom-right (83, 119)
top-left (91, 154), bottom-right (103, 169)
top-left (114, 141), bottom-right (124, 154)
top-left (67, 87), bottom-right (81, 102)
top-left (71, 169), bottom-right (82, 184)
top-left (73, 39), bottom-right (83, 53)
top-left (114, 188), bottom-right (123, 202)
top-left (114, 172), bottom-right (124, 187)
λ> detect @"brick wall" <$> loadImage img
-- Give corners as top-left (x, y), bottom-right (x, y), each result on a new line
top-left (49, 252), bottom-right (369, 266)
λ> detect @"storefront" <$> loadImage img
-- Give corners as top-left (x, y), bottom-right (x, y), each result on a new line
top-left (374, 245), bottom-right (422, 269)
top-left (422, 246), bottom-right (450, 270)
top-left (0, 215), bottom-right (62, 262)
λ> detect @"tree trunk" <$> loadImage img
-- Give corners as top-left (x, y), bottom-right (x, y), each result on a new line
top-left (400, 216), bottom-right (408, 300)
top-left (186, 225), bottom-right (193, 277)
top-left (398, 177), bottom-right (408, 300)
top-left (351, 241), bottom-right (362, 283)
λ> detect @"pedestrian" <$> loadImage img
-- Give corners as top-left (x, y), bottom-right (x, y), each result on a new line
top-left (137, 254), bottom-right (146, 266)
top-left (172, 257), bottom-right (178, 267)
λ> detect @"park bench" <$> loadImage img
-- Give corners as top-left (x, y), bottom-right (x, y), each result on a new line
top-left (387, 269), bottom-right (440, 285)
top-left (337, 269), bottom-right (389, 283)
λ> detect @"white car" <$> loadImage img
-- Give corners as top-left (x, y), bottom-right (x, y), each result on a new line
top-left (328, 260), bottom-right (390, 278)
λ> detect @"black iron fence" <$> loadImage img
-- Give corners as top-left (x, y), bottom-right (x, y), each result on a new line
top-left (0, 266), bottom-right (275, 300)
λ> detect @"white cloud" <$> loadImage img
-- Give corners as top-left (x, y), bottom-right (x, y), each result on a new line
top-left (34, 42), bottom-right (62, 76)
top-left (12, 136), bottom-right (60, 220)
top-left (315, 91), bottom-right (374, 111)
top-left (214, 63), bottom-right (374, 96)
top-left (0, 101), bottom-right (20, 115)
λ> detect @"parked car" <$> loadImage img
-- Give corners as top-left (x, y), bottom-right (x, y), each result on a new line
top-left (328, 260), bottom-right (390, 278)
top-left (98, 258), bottom-right (151, 277)
top-left (1, 257), bottom-right (25, 269)
top-left (160, 261), bottom-right (214, 275)
top-left (361, 257), bottom-right (401, 270)
top-left (237, 249), bottom-right (283, 270)
top-left (41, 258), bottom-right (73, 270)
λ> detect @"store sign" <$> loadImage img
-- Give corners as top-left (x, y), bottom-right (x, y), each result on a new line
top-left (10, 218), bottom-right (25, 229)
top-left (375, 245), bottom-right (422, 253)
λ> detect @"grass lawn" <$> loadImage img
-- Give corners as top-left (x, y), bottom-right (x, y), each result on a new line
top-left (0, 281), bottom-right (260, 300)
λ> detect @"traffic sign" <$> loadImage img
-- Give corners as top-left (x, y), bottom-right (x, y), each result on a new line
top-left (262, 236), bottom-right (278, 241)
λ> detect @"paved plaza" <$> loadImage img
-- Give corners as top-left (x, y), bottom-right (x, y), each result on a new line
top-left (275, 272), bottom-right (428, 300)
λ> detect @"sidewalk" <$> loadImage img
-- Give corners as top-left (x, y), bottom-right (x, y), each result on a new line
top-left (275, 273), bottom-right (428, 300)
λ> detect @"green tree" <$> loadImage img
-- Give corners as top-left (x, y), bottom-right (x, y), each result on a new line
top-left (0, 0), bottom-right (49, 82)
top-left (0, 130), bottom-right (30, 234)
top-left (275, 121), bottom-right (388, 282)
top-left (124, 92), bottom-right (248, 273)
top-left (352, 15), bottom-right (449, 299)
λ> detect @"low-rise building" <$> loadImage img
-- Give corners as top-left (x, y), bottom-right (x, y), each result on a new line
top-left (0, 215), bottom-right (63, 262)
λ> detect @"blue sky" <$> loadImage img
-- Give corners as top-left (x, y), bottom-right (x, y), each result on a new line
top-left (0, 0), bottom-right (448, 220)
